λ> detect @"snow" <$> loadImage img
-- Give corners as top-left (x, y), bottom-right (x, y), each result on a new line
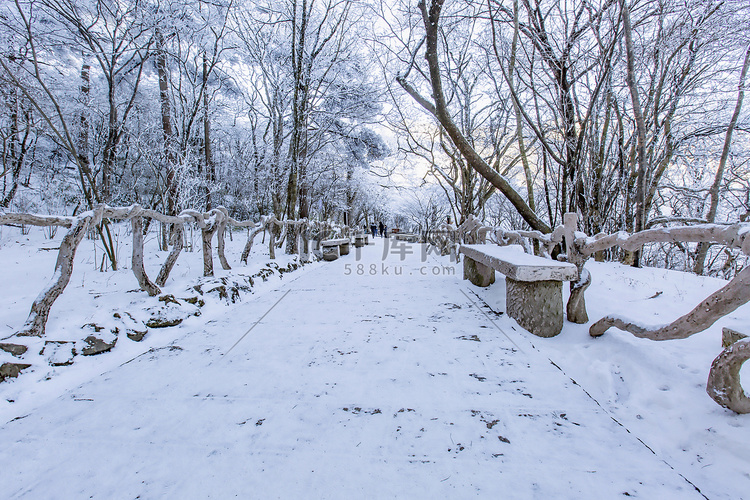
top-left (1, 227), bottom-right (749, 498)
top-left (462, 243), bottom-right (574, 269)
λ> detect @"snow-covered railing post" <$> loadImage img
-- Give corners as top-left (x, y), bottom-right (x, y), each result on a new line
top-left (707, 338), bottom-right (750, 414)
top-left (240, 217), bottom-right (266, 264)
top-left (180, 209), bottom-right (218, 277)
top-left (297, 219), bottom-right (308, 261)
top-left (268, 216), bottom-right (277, 260)
top-left (156, 220), bottom-right (184, 286)
top-left (15, 214), bottom-right (90, 337)
top-left (130, 206), bottom-right (161, 296)
top-left (562, 213), bottom-right (591, 324)
top-left (275, 220), bottom-right (288, 251)
top-left (216, 206), bottom-right (232, 271)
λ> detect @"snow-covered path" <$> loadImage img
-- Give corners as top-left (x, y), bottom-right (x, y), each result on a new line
top-left (2, 242), bottom-right (708, 498)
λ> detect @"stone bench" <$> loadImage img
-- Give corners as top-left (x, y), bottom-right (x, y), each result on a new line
top-left (354, 234), bottom-right (369, 248)
top-left (321, 238), bottom-right (351, 261)
top-left (394, 233), bottom-right (419, 243)
top-left (460, 244), bottom-right (578, 338)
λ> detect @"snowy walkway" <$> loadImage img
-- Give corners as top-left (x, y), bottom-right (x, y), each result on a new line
top-left (2, 242), bottom-right (707, 498)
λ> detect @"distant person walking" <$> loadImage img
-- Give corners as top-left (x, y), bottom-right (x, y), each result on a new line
top-left (370, 223), bottom-right (377, 238)
top-left (378, 221), bottom-right (385, 238)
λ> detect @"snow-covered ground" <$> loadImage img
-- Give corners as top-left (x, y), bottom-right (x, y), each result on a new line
top-left (0, 225), bottom-right (748, 498)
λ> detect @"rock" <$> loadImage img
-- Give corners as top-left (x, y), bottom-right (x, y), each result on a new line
top-left (0, 343), bottom-right (28, 357)
top-left (253, 268), bottom-right (274, 281)
top-left (40, 341), bottom-right (76, 366)
top-left (206, 284), bottom-right (231, 302)
top-left (0, 362), bottom-right (31, 382)
top-left (114, 312), bottom-right (149, 341)
top-left (181, 296), bottom-right (205, 307)
top-left (144, 300), bottom-right (200, 329)
top-left (82, 335), bottom-right (117, 356)
top-left (158, 294), bottom-right (181, 305)
top-left (82, 323), bottom-right (106, 333)
top-left (277, 260), bottom-right (301, 275)
top-left (199, 276), bottom-right (252, 304)
top-left (146, 316), bottom-right (183, 328)
top-left (126, 328), bottom-right (148, 342)
top-left (80, 323), bottom-right (118, 354)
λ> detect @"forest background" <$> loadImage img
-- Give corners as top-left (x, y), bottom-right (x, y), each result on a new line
top-left (1, 0), bottom-right (749, 276)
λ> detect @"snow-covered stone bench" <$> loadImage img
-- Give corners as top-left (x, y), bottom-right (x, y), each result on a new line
top-left (460, 244), bottom-right (578, 338)
top-left (394, 233), bottom-right (419, 243)
top-left (354, 234), bottom-right (369, 248)
top-left (321, 238), bottom-right (351, 261)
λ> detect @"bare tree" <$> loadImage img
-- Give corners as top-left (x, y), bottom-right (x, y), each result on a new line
top-left (396, 0), bottom-right (550, 233)
top-left (694, 44), bottom-right (750, 274)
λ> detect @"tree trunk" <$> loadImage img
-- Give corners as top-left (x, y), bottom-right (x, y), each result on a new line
top-left (156, 29), bottom-right (178, 222)
top-left (621, 0), bottom-right (648, 267)
top-left (694, 44), bottom-right (750, 275)
top-left (398, 0), bottom-right (550, 234)
top-left (77, 59), bottom-right (93, 200)
top-left (509, 0), bottom-right (535, 216)
top-left (101, 82), bottom-right (118, 203)
top-left (1, 83), bottom-right (27, 209)
top-left (203, 53), bottom-right (214, 210)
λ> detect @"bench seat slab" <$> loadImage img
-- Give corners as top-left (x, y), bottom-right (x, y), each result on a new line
top-left (321, 238), bottom-right (349, 246)
top-left (506, 277), bottom-right (563, 338)
top-left (460, 244), bottom-right (577, 282)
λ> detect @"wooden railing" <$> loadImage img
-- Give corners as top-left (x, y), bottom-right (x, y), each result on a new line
top-left (1, 204), bottom-right (349, 339)
top-left (428, 213), bottom-right (750, 413)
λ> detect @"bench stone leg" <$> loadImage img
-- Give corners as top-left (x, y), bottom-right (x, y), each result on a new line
top-left (463, 256), bottom-right (495, 287)
top-left (354, 237), bottom-right (365, 248)
top-left (340, 242), bottom-right (350, 255)
top-left (506, 278), bottom-right (563, 338)
top-left (322, 246), bottom-right (339, 262)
